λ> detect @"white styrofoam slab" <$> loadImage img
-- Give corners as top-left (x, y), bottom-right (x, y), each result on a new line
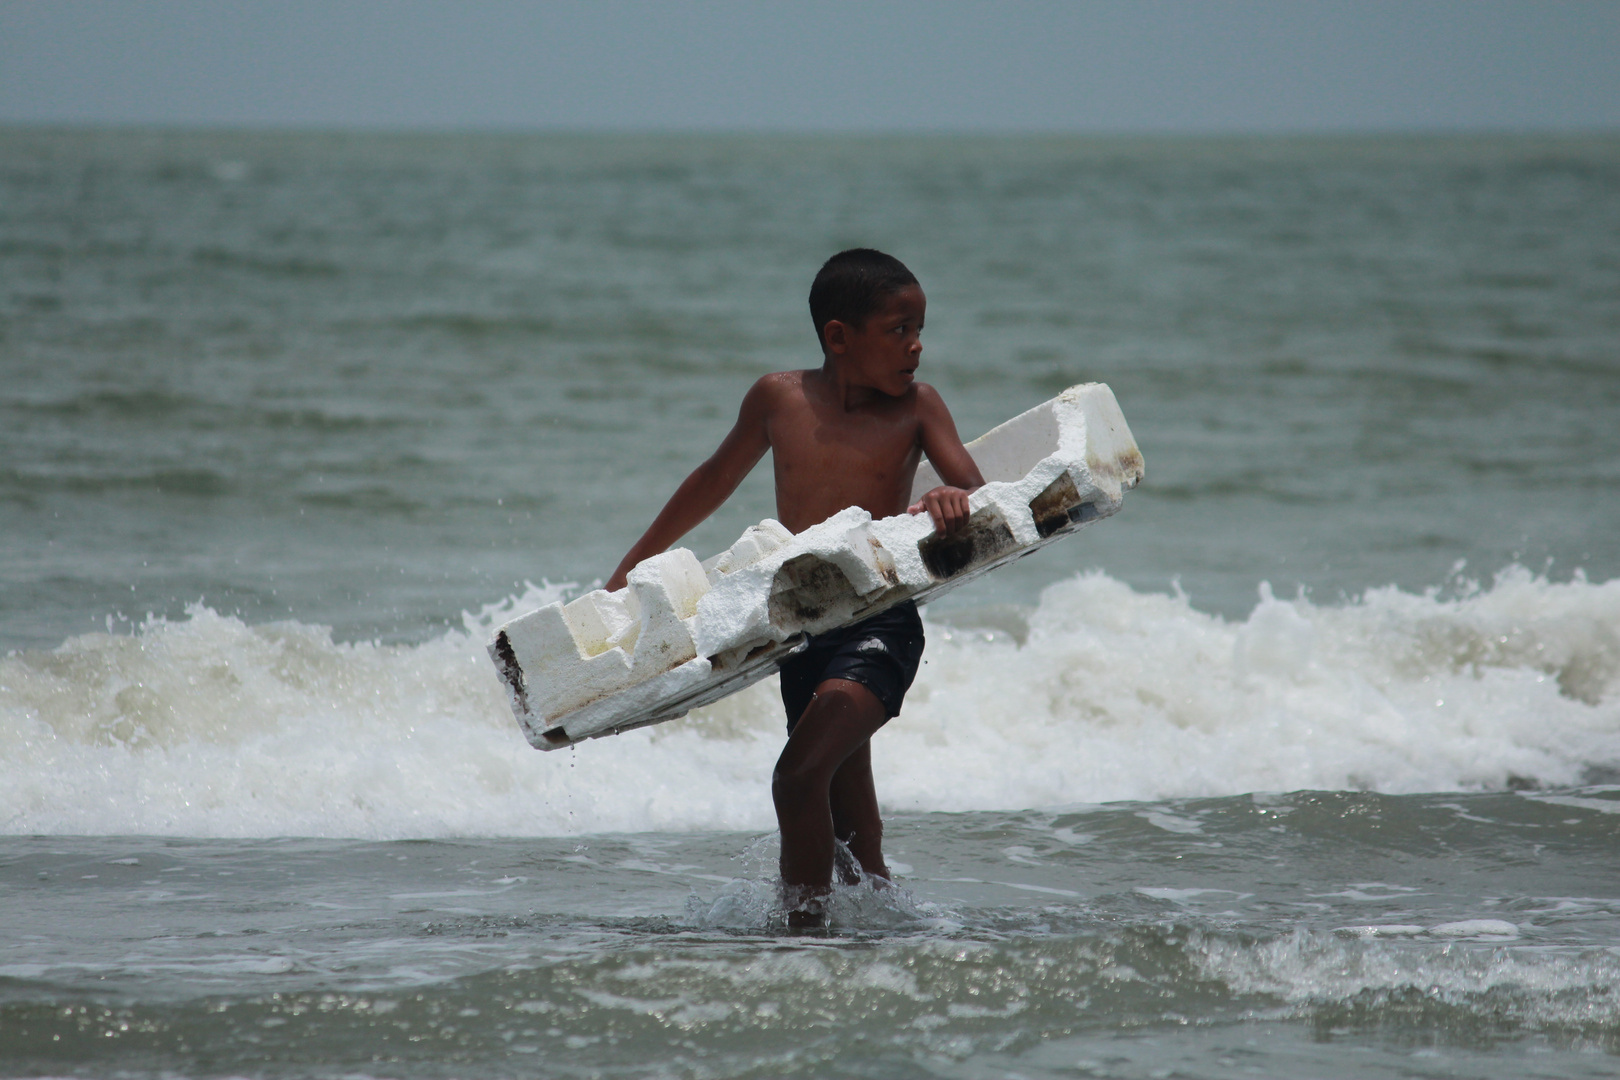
top-left (490, 382), bottom-right (1143, 749)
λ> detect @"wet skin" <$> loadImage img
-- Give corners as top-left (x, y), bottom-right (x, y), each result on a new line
top-left (606, 284), bottom-right (985, 920)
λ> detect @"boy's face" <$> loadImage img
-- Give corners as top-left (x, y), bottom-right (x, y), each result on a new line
top-left (826, 285), bottom-right (926, 397)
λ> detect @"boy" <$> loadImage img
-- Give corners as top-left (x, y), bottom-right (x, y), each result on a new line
top-left (605, 249), bottom-right (984, 926)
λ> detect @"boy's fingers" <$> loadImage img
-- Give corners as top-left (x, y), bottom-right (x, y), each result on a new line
top-left (914, 487), bottom-right (975, 534)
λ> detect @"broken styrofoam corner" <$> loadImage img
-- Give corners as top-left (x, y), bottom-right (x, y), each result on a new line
top-left (489, 381), bottom-right (1143, 750)
top-left (488, 548), bottom-right (707, 735)
top-left (700, 519), bottom-right (794, 584)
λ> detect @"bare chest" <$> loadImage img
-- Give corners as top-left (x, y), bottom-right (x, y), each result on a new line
top-left (766, 402), bottom-right (924, 526)
top-left (774, 401), bottom-right (919, 469)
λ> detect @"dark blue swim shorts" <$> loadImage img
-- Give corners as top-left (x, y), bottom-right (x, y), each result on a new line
top-left (779, 600), bottom-right (925, 733)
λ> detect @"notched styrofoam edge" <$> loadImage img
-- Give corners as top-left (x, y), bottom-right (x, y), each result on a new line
top-left (518, 491), bottom-right (1120, 750)
top-left (490, 382), bottom-right (1142, 750)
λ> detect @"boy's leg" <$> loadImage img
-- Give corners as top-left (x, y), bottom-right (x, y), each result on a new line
top-left (828, 741), bottom-right (890, 883)
top-left (772, 677), bottom-right (889, 904)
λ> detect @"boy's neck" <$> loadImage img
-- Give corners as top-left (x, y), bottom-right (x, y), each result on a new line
top-left (816, 356), bottom-right (888, 411)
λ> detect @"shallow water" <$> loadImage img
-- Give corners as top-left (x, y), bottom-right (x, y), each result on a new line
top-left (2, 128), bottom-right (1618, 1075)
top-left (5, 790), bottom-right (1619, 1078)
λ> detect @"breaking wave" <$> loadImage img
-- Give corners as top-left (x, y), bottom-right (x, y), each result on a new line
top-left (3, 567), bottom-right (1617, 838)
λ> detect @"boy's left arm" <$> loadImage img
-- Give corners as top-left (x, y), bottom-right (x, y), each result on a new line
top-left (908, 384), bottom-right (986, 534)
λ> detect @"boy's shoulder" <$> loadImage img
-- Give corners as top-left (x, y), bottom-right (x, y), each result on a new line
top-left (749, 368), bottom-right (812, 396)
top-left (736, 369), bottom-right (814, 415)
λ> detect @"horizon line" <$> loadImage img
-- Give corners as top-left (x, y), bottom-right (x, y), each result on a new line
top-left (5, 119), bottom-right (1619, 141)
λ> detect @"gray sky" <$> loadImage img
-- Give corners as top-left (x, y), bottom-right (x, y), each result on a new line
top-left (2, 0), bottom-right (1617, 133)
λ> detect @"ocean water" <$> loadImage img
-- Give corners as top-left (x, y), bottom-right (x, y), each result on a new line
top-left (2, 128), bottom-right (1618, 1077)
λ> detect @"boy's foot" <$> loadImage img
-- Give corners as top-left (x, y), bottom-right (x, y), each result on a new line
top-left (786, 906), bottom-right (828, 930)
top-left (781, 886), bottom-right (828, 930)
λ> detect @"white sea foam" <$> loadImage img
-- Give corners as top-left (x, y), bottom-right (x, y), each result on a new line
top-left (2, 569), bottom-right (1617, 838)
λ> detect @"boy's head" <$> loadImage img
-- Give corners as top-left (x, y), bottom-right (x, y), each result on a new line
top-left (808, 249), bottom-right (919, 355)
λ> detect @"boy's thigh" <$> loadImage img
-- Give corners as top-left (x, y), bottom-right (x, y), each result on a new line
top-left (776, 679), bottom-right (889, 777)
top-left (809, 677), bottom-right (888, 725)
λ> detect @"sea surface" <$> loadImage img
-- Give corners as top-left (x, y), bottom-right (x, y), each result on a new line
top-left (2, 128), bottom-right (1618, 1078)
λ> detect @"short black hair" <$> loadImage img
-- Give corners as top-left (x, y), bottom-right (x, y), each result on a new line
top-left (808, 248), bottom-right (919, 352)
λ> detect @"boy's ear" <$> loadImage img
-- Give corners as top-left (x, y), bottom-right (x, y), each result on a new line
top-left (822, 319), bottom-right (849, 355)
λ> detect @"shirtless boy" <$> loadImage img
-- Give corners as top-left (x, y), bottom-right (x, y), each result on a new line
top-left (606, 249), bottom-right (985, 926)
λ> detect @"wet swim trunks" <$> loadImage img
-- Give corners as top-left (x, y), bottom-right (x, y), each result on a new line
top-left (779, 600), bottom-right (925, 733)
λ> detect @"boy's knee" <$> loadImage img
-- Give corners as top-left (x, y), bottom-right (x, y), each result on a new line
top-left (771, 759), bottom-right (817, 807)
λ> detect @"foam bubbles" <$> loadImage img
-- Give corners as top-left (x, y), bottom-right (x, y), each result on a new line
top-left (1195, 925), bottom-right (1620, 1028)
top-left (2, 569), bottom-right (1617, 838)
top-left (884, 568), bottom-right (1620, 808)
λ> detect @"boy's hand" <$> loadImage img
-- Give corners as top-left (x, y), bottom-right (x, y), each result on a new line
top-left (908, 485), bottom-right (974, 535)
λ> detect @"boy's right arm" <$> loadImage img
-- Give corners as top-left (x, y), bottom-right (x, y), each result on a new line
top-left (907, 383), bottom-right (987, 534)
top-left (603, 378), bottom-right (774, 591)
